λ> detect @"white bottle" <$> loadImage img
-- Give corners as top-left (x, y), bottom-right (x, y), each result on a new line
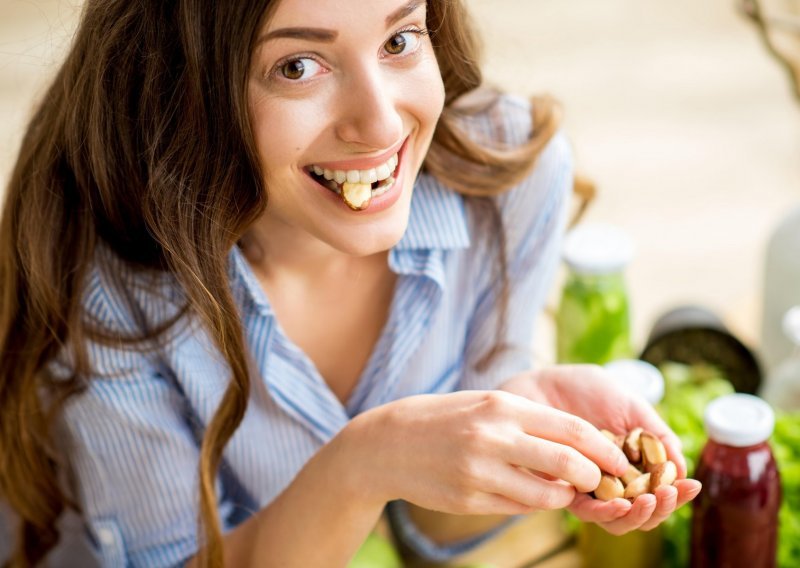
top-left (760, 305), bottom-right (800, 412)
top-left (761, 205), bottom-right (800, 374)
top-left (605, 359), bottom-right (665, 405)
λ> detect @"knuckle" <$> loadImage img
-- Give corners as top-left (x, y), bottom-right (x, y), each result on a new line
top-left (453, 457), bottom-right (483, 490)
top-left (563, 417), bottom-right (588, 443)
top-left (480, 390), bottom-right (510, 412)
top-left (461, 422), bottom-right (491, 453)
top-left (552, 448), bottom-right (574, 477)
top-left (532, 486), bottom-right (560, 510)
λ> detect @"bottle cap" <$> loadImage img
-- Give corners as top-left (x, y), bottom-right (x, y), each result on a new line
top-left (704, 393), bottom-right (775, 447)
top-left (605, 359), bottom-right (665, 405)
top-left (562, 223), bottom-right (634, 275)
top-left (782, 305), bottom-right (800, 346)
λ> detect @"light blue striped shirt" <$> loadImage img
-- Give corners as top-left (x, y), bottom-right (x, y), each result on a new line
top-left (31, 94), bottom-right (573, 567)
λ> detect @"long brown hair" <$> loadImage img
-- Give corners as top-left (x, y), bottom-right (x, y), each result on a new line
top-left (0, 1), bottom-right (562, 566)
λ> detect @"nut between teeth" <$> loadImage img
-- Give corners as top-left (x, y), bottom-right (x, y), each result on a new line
top-left (342, 182), bottom-right (371, 210)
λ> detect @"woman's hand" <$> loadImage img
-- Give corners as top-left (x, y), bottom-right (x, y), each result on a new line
top-left (339, 389), bottom-right (630, 517)
top-left (500, 364), bottom-right (702, 534)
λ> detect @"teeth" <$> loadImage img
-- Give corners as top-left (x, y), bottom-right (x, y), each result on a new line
top-left (372, 176), bottom-right (394, 197)
top-left (310, 152), bottom-right (399, 186)
top-left (376, 163), bottom-right (390, 180)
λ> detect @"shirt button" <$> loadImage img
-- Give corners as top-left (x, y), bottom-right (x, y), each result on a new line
top-left (97, 528), bottom-right (115, 546)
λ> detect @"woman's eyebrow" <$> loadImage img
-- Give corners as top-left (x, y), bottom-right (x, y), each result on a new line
top-left (257, 27), bottom-right (338, 45)
top-left (257, 0), bottom-right (426, 46)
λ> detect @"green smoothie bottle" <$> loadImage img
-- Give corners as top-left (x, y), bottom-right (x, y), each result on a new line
top-left (557, 223), bottom-right (634, 364)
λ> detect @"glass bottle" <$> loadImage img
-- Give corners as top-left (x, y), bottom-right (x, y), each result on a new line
top-left (579, 360), bottom-right (665, 568)
top-left (690, 394), bottom-right (781, 568)
top-left (556, 223), bottom-right (634, 364)
top-left (760, 305), bottom-right (800, 412)
top-left (761, 205), bottom-right (800, 374)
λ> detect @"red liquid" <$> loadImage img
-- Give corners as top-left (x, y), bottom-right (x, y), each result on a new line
top-left (690, 440), bottom-right (781, 568)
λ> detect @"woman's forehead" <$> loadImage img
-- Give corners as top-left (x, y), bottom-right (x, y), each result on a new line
top-left (262, 0), bottom-right (426, 33)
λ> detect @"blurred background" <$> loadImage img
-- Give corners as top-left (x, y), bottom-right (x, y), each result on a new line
top-left (2, 1), bottom-right (800, 567)
top-left (2, 0), bottom-right (799, 363)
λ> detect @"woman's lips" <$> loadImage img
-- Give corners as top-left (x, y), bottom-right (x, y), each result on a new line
top-left (305, 137), bottom-right (409, 213)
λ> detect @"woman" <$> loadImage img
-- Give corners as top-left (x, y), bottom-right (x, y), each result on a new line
top-left (0, 0), bottom-right (700, 566)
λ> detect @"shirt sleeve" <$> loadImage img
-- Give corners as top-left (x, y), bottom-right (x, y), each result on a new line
top-left (53, 264), bottom-right (235, 568)
top-left (459, 97), bottom-right (573, 391)
top-left (390, 96), bottom-right (573, 561)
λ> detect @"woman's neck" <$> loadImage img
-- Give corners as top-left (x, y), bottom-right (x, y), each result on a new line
top-left (239, 217), bottom-right (388, 288)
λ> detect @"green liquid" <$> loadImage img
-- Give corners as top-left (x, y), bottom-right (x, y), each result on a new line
top-left (557, 271), bottom-right (633, 364)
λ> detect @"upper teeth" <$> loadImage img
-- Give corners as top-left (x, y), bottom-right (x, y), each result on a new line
top-left (311, 153), bottom-right (398, 185)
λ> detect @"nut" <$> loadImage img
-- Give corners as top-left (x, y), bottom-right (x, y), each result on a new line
top-left (623, 473), bottom-right (651, 500)
top-left (649, 460), bottom-right (678, 491)
top-left (342, 182), bottom-right (372, 210)
top-left (590, 428), bottom-right (680, 501)
top-left (594, 475), bottom-right (625, 501)
top-left (640, 432), bottom-right (668, 466)
top-left (621, 464), bottom-right (643, 486)
top-left (623, 427), bottom-right (643, 464)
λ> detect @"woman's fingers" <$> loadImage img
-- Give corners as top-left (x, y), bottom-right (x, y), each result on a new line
top-left (673, 478), bottom-right (703, 508)
top-left (512, 399), bottom-right (629, 477)
top-left (567, 493), bottom-right (631, 523)
top-left (484, 464), bottom-right (577, 511)
top-left (638, 485), bottom-right (678, 531)
top-left (583, 478), bottom-right (702, 535)
top-left (504, 434), bottom-right (603, 493)
top-left (597, 493), bottom-right (658, 535)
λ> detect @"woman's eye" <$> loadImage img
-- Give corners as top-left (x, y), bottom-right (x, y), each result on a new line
top-left (383, 31), bottom-right (421, 56)
top-left (277, 57), bottom-right (323, 81)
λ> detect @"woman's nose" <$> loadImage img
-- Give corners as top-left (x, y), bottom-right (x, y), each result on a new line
top-left (334, 65), bottom-right (404, 150)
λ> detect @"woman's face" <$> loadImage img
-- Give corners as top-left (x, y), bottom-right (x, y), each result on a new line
top-left (248, 0), bottom-right (445, 257)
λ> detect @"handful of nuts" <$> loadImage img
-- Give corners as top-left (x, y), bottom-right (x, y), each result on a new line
top-left (593, 428), bottom-right (678, 501)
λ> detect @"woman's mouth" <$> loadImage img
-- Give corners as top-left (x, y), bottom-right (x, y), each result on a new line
top-left (306, 151), bottom-right (400, 210)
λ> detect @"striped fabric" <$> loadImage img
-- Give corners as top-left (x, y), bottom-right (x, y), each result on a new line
top-left (44, 94), bottom-right (573, 567)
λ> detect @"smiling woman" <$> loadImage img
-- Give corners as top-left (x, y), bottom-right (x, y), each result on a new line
top-left (0, 0), bottom-right (699, 567)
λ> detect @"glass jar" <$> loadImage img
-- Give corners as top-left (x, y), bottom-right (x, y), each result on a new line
top-left (761, 305), bottom-right (800, 411)
top-left (761, 205), bottom-right (800, 374)
top-left (690, 394), bottom-right (781, 568)
top-left (556, 223), bottom-right (634, 364)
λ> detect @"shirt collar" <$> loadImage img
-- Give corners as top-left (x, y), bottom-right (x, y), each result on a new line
top-left (393, 172), bottom-right (471, 251)
top-left (230, 173), bottom-right (471, 314)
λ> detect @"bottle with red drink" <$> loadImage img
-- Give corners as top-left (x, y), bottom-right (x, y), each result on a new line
top-left (690, 393), bottom-right (781, 568)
